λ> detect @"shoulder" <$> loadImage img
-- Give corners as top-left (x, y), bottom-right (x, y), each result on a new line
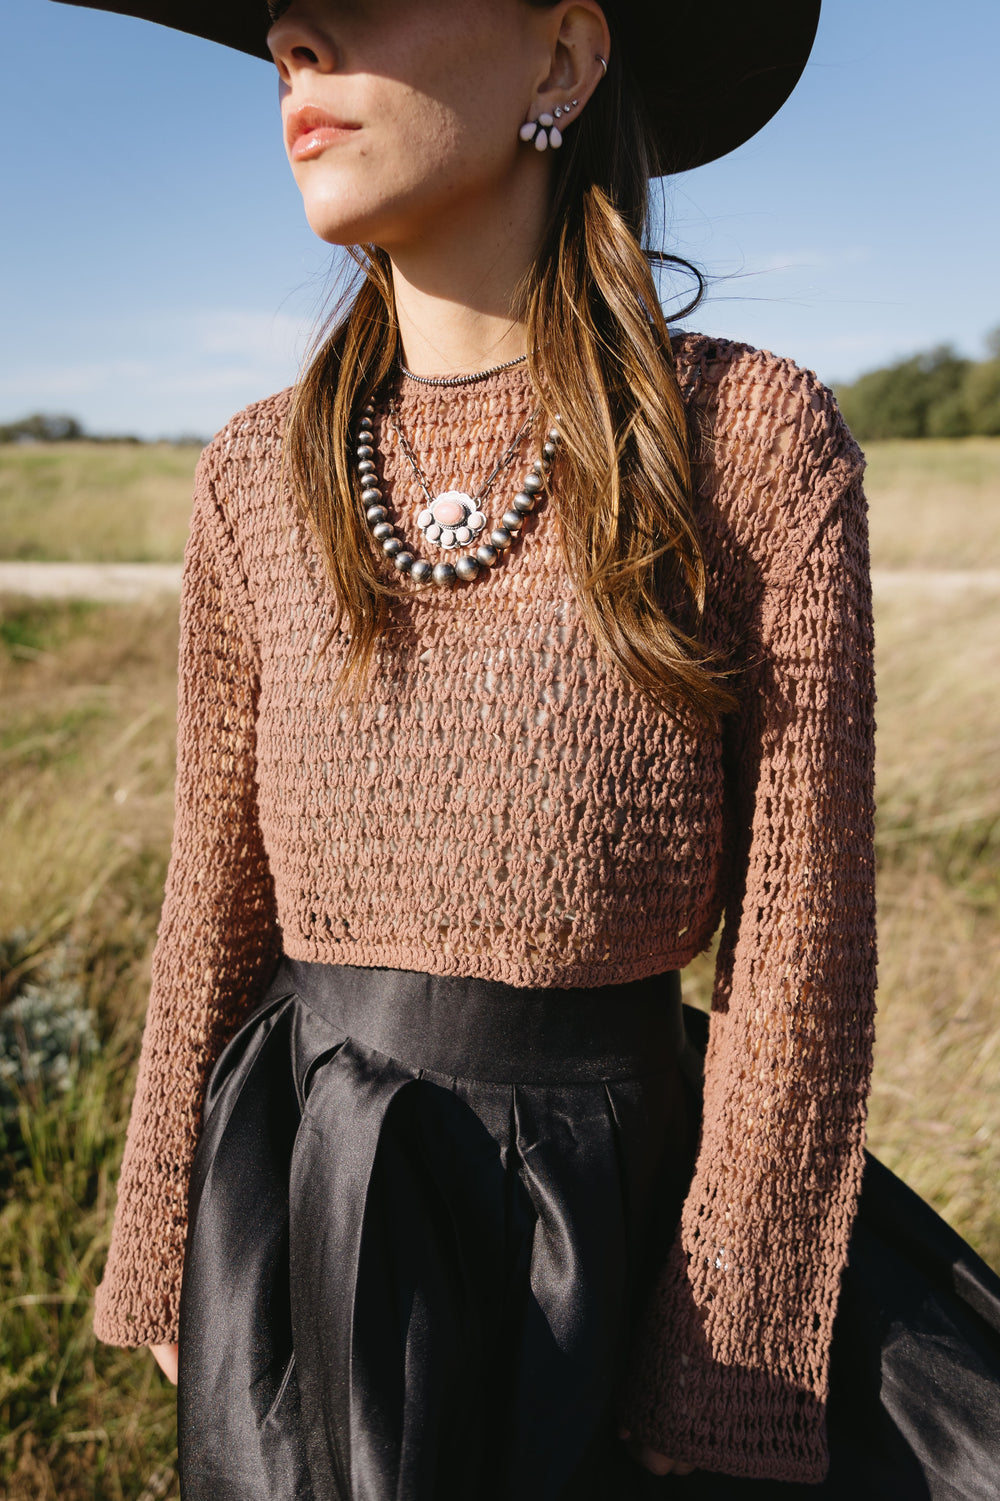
top-left (186, 385), bottom-right (297, 579)
top-left (670, 332), bottom-right (866, 588)
top-left (195, 385), bottom-right (296, 492)
top-left (670, 329), bottom-right (858, 460)
top-left (181, 386), bottom-right (298, 640)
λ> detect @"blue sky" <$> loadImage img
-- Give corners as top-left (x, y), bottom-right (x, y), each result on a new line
top-left (2, 0), bottom-right (998, 439)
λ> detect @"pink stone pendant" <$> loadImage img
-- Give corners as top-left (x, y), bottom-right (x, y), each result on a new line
top-left (417, 491), bottom-right (488, 550)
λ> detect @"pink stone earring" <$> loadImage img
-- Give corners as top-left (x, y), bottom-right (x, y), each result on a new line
top-left (518, 97), bottom-right (578, 152)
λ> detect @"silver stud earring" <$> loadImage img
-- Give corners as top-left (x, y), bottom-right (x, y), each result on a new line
top-left (519, 100), bottom-right (576, 152)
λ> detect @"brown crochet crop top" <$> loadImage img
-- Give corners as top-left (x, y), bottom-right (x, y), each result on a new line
top-left (92, 333), bottom-right (877, 1485)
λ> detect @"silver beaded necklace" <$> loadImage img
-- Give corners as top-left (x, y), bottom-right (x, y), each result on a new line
top-left (397, 352), bottom-right (530, 387)
top-left (356, 380), bottom-right (561, 588)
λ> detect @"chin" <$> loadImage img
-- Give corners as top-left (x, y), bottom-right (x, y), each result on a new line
top-left (300, 188), bottom-right (380, 247)
top-left (301, 180), bottom-right (433, 252)
top-left (306, 210), bottom-right (374, 247)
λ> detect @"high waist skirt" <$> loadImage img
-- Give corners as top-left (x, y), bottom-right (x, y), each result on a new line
top-left (176, 958), bottom-right (1000, 1501)
top-left (176, 957), bottom-right (701, 1501)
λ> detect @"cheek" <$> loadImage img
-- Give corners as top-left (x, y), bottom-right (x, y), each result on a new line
top-left (385, 80), bottom-right (525, 215)
top-left (293, 89), bottom-right (514, 243)
top-left (381, 90), bottom-right (469, 177)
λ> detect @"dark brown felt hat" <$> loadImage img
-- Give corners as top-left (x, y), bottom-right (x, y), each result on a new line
top-left (51, 0), bottom-right (821, 173)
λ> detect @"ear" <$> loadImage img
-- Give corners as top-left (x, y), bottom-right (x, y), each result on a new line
top-left (528, 3), bottom-right (610, 129)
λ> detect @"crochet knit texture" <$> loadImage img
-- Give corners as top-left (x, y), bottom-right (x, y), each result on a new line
top-left (93, 333), bottom-right (877, 1485)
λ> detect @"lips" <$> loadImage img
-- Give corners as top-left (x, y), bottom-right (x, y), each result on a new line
top-left (286, 104), bottom-right (360, 160)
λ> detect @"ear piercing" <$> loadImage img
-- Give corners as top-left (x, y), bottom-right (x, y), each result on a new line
top-left (519, 98), bottom-right (578, 152)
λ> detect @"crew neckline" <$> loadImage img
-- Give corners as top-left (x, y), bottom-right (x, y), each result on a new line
top-left (395, 358), bottom-right (534, 403)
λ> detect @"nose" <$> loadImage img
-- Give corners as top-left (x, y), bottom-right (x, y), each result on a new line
top-left (267, 9), bottom-right (338, 85)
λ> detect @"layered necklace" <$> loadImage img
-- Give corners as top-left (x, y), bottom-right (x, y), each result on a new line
top-left (355, 357), bottom-right (561, 587)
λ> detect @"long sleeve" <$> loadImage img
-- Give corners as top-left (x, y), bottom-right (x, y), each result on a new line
top-left (93, 448), bottom-right (281, 1347)
top-left (619, 468), bottom-right (877, 1482)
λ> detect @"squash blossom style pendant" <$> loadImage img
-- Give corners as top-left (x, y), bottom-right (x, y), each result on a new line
top-left (416, 492), bottom-right (489, 550)
top-left (368, 395), bottom-right (557, 587)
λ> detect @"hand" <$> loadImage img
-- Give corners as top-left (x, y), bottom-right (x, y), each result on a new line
top-left (618, 1426), bottom-right (695, 1476)
top-left (149, 1341), bottom-right (179, 1385)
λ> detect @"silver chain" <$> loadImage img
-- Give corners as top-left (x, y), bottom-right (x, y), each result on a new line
top-left (385, 398), bottom-right (536, 509)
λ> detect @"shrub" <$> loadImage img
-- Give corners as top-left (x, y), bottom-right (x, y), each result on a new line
top-left (837, 346), bottom-right (971, 441)
top-left (0, 933), bottom-right (97, 1131)
top-left (836, 327), bottom-right (1000, 440)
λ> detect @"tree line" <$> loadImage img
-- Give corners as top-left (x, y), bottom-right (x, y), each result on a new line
top-left (6, 335), bottom-right (1000, 448)
top-left (835, 329), bottom-right (1000, 441)
top-left (0, 412), bottom-right (206, 446)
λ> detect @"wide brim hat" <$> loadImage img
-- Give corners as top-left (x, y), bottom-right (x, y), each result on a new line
top-left (51, 0), bottom-right (821, 174)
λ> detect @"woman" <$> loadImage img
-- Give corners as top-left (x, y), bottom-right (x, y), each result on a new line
top-left (56, 0), bottom-right (1000, 1497)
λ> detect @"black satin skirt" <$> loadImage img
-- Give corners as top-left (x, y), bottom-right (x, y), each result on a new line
top-left (176, 959), bottom-right (1000, 1501)
top-left (176, 957), bottom-right (702, 1501)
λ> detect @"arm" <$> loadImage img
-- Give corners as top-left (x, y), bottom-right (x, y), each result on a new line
top-left (620, 468), bottom-right (877, 1483)
top-left (93, 449), bottom-right (281, 1348)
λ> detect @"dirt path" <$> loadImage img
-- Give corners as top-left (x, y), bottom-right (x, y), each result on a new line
top-left (0, 561), bottom-right (999, 602)
top-left (870, 570), bottom-right (1000, 596)
top-left (0, 562), bottom-right (183, 602)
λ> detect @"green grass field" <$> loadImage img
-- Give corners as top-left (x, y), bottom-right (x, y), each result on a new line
top-left (2, 435), bottom-right (1000, 569)
top-left (0, 439), bottom-right (998, 1497)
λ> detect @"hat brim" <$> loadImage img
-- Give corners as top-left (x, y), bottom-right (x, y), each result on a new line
top-left (51, 0), bottom-right (820, 174)
top-left (620, 1), bottom-right (822, 172)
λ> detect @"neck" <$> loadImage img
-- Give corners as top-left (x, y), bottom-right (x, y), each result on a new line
top-left (385, 162), bottom-right (549, 379)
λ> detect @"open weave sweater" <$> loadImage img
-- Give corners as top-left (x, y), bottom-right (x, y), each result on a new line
top-left (93, 332), bottom-right (876, 1484)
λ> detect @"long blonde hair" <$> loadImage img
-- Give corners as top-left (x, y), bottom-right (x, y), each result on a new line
top-left (283, 11), bottom-right (736, 722)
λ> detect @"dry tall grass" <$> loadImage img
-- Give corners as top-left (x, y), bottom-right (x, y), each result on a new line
top-left (1, 600), bottom-right (179, 1500)
top-left (0, 445), bottom-right (200, 564)
top-left (866, 588), bottom-right (999, 1258)
top-left (0, 437), bottom-right (998, 1497)
top-left (864, 437), bottom-right (1000, 570)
